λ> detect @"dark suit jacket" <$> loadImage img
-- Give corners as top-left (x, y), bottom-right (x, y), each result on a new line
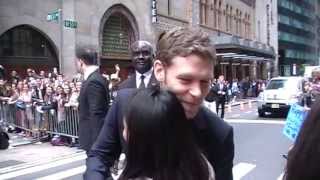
top-left (78, 70), bottom-right (110, 152)
top-left (117, 72), bottom-right (158, 90)
top-left (85, 88), bottom-right (234, 180)
top-left (213, 83), bottom-right (228, 101)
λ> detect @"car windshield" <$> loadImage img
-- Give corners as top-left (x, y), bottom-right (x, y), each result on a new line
top-left (266, 79), bottom-right (288, 90)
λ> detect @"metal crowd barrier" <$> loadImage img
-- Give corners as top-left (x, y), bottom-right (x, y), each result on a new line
top-left (0, 99), bottom-right (79, 139)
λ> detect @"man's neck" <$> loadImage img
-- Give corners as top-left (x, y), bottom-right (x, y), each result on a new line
top-left (136, 68), bottom-right (153, 76)
top-left (83, 65), bottom-right (99, 80)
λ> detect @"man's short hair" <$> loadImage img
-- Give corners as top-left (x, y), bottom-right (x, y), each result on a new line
top-left (156, 27), bottom-right (216, 66)
top-left (75, 46), bottom-right (98, 65)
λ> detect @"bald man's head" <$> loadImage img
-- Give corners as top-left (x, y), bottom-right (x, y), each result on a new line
top-left (130, 40), bottom-right (154, 74)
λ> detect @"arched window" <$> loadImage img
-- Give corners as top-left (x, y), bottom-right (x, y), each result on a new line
top-left (102, 13), bottom-right (135, 59)
top-left (0, 25), bottom-right (58, 73)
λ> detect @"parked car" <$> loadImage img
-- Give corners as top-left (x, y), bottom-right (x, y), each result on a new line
top-left (257, 76), bottom-right (304, 117)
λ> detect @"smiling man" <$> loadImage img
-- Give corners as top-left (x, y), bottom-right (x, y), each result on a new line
top-left (118, 40), bottom-right (157, 89)
top-left (84, 27), bottom-right (235, 180)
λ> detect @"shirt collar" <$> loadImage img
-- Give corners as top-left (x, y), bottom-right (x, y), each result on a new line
top-left (84, 65), bottom-right (99, 80)
top-left (135, 68), bottom-right (153, 78)
top-left (135, 68), bottom-right (153, 87)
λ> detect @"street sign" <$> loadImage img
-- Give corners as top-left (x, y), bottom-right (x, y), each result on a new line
top-left (64, 20), bottom-right (77, 29)
top-left (47, 10), bottom-right (60, 22)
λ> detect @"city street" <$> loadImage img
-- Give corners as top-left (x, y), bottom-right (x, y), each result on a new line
top-left (0, 101), bottom-right (292, 180)
top-left (225, 102), bottom-right (291, 180)
top-left (1, 0), bottom-right (319, 179)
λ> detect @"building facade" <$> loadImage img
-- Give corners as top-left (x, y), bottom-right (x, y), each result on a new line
top-left (278, 0), bottom-right (319, 76)
top-left (0, 0), bottom-right (277, 81)
top-left (316, 0), bottom-right (320, 65)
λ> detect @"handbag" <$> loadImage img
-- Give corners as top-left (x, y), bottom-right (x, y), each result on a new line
top-left (16, 100), bottom-right (26, 110)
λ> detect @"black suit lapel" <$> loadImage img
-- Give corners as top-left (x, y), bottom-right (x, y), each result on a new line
top-left (128, 74), bottom-right (136, 88)
top-left (147, 72), bottom-right (159, 88)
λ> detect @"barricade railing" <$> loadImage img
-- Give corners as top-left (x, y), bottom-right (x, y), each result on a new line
top-left (0, 99), bottom-right (79, 140)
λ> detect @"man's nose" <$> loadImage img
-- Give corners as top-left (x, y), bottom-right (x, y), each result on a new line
top-left (138, 52), bottom-right (144, 59)
top-left (189, 83), bottom-right (202, 98)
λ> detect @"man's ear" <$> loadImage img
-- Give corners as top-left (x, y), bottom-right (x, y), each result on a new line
top-left (153, 60), bottom-right (165, 82)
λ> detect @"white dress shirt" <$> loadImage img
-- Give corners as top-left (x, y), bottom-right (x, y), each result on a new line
top-left (84, 65), bottom-right (99, 80)
top-left (135, 68), bottom-right (153, 88)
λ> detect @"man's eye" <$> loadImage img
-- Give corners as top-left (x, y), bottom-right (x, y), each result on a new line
top-left (201, 81), bottom-right (210, 87)
top-left (179, 78), bottom-right (191, 84)
top-left (201, 80), bottom-right (209, 85)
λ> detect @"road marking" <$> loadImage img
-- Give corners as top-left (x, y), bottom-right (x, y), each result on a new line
top-left (225, 119), bottom-right (285, 125)
top-left (233, 162), bottom-right (256, 180)
top-left (0, 152), bottom-right (86, 174)
top-left (277, 172), bottom-right (284, 180)
top-left (244, 111), bottom-right (253, 114)
top-left (0, 154), bottom-right (86, 179)
top-left (230, 114), bottom-right (241, 118)
top-left (36, 166), bottom-right (86, 180)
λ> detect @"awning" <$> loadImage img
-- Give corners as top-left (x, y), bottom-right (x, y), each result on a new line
top-left (211, 35), bottom-right (276, 61)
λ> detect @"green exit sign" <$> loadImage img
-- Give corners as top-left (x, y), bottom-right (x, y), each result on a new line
top-left (64, 20), bottom-right (77, 29)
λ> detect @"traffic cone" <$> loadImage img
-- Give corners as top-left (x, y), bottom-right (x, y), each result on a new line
top-left (227, 104), bottom-right (232, 112)
top-left (240, 102), bottom-right (244, 110)
top-left (248, 100), bottom-right (252, 108)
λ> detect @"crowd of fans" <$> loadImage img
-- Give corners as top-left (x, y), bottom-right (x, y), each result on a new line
top-left (0, 68), bottom-right (82, 141)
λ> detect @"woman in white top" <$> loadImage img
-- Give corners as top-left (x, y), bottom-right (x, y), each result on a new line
top-left (119, 88), bottom-right (215, 180)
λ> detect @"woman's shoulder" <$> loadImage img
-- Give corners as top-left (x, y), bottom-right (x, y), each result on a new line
top-left (202, 154), bottom-right (215, 180)
top-left (129, 177), bottom-right (152, 180)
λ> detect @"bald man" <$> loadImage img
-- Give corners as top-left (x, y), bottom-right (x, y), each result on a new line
top-left (118, 40), bottom-right (158, 89)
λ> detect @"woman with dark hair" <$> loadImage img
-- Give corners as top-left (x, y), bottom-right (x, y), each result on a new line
top-left (119, 88), bottom-right (214, 180)
top-left (284, 100), bottom-right (320, 180)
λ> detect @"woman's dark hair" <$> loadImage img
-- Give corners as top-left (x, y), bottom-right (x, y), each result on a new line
top-left (119, 88), bottom-right (209, 180)
top-left (284, 100), bottom-right (320, 180)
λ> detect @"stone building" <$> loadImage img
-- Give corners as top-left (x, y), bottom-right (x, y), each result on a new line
top-left (0, 0), bottom-right (277, 81)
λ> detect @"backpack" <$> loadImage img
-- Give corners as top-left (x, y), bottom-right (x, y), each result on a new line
top-left (0, 127), bottom-right (9, 150)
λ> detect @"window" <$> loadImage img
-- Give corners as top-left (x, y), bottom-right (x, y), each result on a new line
top-left (235, 9), bottom-right (239, 35)
top-left (217, 0), bottom-right (222, 29)
top-left (230, 6), bottom-right (233, 33)
top-left (247, 14), bottom-right (250, 39)
top-left (214, 0), bottom-right (217, 28)
top-left (0, 25), bottom-right (55, 58)
top-left (239, 11), bottom-right (242, 37)
top-left (168, 0), bottom-right (171, 15)
top-left (226, 4), bottom-right (229, 31)
top-left (200, 0), bottom-right (208, 25)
